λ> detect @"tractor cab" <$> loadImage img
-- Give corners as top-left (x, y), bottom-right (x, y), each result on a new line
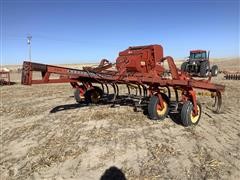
top-left (189, 50), bottom-right (208, 61)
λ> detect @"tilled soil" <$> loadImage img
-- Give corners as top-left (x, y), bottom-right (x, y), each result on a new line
top-left (1, 60), bottom-right (240, 180)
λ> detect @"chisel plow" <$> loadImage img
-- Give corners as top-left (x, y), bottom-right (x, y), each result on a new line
top-left (21, 45), bottom-right (225, 126)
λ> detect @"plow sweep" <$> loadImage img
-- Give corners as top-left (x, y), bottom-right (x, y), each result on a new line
top-left (21, 45), bottom-right (225, 126)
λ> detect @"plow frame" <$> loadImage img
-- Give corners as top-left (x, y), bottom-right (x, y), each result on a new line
top-left (21, 59), bottom-right (224, 114)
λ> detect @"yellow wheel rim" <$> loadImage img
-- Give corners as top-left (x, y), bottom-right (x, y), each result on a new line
top-left (80, 95), bottom-right (85, 99)
top-left (157, 101), bottom-right (167, 116)
top-left (191, 105), bottom-right (200, 123)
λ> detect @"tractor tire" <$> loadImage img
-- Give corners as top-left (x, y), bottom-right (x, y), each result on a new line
top-left (211, 65), bottom-right (218, 77)
top-left (200, 61), bottom-right (209, 77)
top-left (84, 86), bottom-right (103, 104)
top-left (148, 93), bottom-right (169, 120)
top-left (181, 101), bottom-right (202, 127)
top-left (181, 62), bottom-right (188, 72)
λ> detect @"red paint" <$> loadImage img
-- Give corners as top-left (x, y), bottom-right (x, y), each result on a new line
top-left (21, 44), bottom-right (225, 116)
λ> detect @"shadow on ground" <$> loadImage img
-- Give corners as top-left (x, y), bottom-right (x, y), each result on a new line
top-left (0, 81), bottom-right (18, 86)
top-left (100, 166), bottom-right (126, 180)
top-left (50, 96), bottom-right (184, 126)
top-left (50, 103), bottom-right (87, 113)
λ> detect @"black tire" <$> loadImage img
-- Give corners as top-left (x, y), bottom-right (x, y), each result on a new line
top-left (181, 101), bottom-right (202, 127)
top-left (181, 62), bottom-right (188, 72)
top-left (212, 91), bottom-right (222, 114)
top-left (148, 93), bottom-right (169, 120)
top-left (74, 85), bottom-right (85, 103)
top-left (74, 88), bottom-right (81, 103)
top-left (93, 86), bottom-right (104, 97)
top-left (200, 61), bottom-right (209, 77)
top-left (211, 65), bottom-right (218, 77)
top-left (84, 86), bottom-right (103, 104)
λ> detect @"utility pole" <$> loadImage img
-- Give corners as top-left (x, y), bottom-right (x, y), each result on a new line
top-left (27, 35), bottom-right (32, 61)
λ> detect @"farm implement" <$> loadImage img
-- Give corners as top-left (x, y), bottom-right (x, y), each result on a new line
top-left (21, 45), bottom-right (225, 126)
top-left (0, 69), bottom-right (10, 85)
top-left (221, 71), bottom-right (240, 80)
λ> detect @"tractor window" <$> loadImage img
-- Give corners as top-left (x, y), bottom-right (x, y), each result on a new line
top-left (190, 52), bottom-right (207, 59)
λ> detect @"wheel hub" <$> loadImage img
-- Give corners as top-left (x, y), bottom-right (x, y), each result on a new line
top-left (157, 101), bottom-right (167, 116)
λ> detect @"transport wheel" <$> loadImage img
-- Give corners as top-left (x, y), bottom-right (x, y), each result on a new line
top-left (181, 62), bottom-right (188, 72)
top-left (211, 65), bottom-right (218, 77)
top-left (200, 61), bottom-right (209, 77)
top-left (181, 101), bottom-right (201, 127)
top-left (212, 91), bottom-right (222, 113)
top-left (148, 93), bottom-right (169, 120)
top-left (84, 86), bottom-right (103, 104)
top-left (74, 85), bottom-right (85, 103)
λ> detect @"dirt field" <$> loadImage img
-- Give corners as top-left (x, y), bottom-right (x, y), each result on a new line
top-left (1, 59), bottom-right (240, 180)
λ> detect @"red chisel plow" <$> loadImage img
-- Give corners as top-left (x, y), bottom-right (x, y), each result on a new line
top-left (21, 45), bottom-right (225, 126)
